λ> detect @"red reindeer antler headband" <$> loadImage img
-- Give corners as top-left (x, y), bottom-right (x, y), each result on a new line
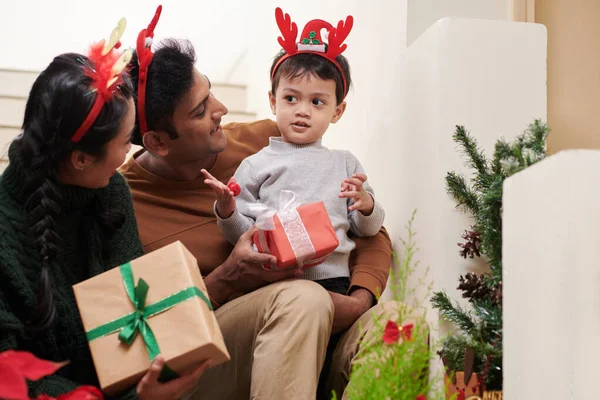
top-left (136, 5), bottom-right (162, 135)
top-left (271, 7), bottom-right (353, 99)
top-left (71, 18), bottom-right (132, 143)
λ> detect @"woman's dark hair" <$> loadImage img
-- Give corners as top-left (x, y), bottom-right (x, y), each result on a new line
top-left (269, 49), bottom-right (352, 105)
top-left (15, 53), bottom-right (134, 336)
top-left (128, 39), bottom-right (197, 145)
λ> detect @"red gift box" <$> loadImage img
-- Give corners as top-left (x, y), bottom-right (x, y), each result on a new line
top-left (253, 200), bottom-right (339, 269)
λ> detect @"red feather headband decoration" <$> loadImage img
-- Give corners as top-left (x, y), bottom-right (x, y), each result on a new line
top-left (271, 7), bottom-right (353, 99)
top-left (136, 5), bottom-right (162, 136)
top-left (71, 18), bottom-right (132, 143)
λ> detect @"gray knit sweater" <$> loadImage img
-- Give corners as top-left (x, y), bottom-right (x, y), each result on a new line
top-left (217, 137), bottom-right (385, 281)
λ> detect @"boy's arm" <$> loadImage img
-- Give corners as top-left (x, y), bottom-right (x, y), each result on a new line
top-left (348, 192), bottom-right (385, 237)
top-left (216, 159), bottom-right (260, 244)
top-left (344, 153), bottom-right (385, 237)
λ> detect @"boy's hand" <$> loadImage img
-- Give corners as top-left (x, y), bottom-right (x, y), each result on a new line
top-left (339, 173), bottom-right (374, 215)
top-left (201, 169), bottom-right (237, 218)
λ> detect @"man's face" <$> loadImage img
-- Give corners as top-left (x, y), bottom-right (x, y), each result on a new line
top-left (167, 70), bottom-right (229, 162)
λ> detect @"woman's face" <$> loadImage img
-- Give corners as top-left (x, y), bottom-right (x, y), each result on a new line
top-left (67, 98), bottom-right (135, 189)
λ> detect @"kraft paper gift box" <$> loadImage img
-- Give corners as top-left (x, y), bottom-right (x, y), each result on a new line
top-left (73, 241), bottom-right (230, 395)
top-left (252, 191), bottom-right (339, 269)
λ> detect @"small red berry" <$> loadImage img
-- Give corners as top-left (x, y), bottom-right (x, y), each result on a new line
top-left (227, 182), bottom-right (241, 196)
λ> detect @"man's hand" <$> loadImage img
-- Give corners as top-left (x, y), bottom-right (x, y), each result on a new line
top-left (137, 356), bottom-right (211, 400)
top-left (204, 227), bottom-right (303, 308)
top-left (328, 288), bottom-right (375, 334)
top-left (339, 173), bottom-right (374, 215)
top-left (201, 169), bottom-right (236, 218)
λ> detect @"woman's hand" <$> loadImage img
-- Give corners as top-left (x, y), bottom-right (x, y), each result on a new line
top-left (137, 356), bottom-right (211, 400)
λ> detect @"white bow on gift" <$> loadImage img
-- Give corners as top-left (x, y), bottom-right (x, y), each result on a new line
top-left (248, 190), bottom-right (317, 267)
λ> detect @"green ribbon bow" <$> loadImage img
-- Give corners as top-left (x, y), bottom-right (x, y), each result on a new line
top-left (86, 262), bottom-right (213, 381)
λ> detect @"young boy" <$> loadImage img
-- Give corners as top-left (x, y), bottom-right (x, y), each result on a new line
top-left (202, 8), bottom-right (385, 295)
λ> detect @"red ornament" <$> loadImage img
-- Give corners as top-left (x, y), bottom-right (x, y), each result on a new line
top-left (401, 323), bottom-right (414, 341)
top-left (55, 386), bottom-right (103, 400)
top-left (415, 395), bottom-right (427, 400)
top-left (382, 320), bottom-right (415, 344)
top-left (227, 180), bottom-right (241, 196)
top-left (0, 351), bottom-right (68, 400)
top-left (383, 320), bottom-right (400, 344)
top-left (0, 351), bottom-right (102, 400)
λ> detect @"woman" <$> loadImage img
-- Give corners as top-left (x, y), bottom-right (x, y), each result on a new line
top-left (0, 40), bottom-right (209, 400)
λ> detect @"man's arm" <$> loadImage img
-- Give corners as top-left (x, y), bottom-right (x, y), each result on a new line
top-left (329, 227), bottom-right (392, 334)
top-left (349, 226), bottom-right (393, 298)
top-left (203, 227), bottom-right (303, 309)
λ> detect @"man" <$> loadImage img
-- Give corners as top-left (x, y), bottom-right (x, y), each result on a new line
top-left (119, 39), bottom-right (393, 399)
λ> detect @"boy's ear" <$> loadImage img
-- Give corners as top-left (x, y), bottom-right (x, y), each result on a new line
top-left (268, 91), bottom-right (277, 115)
top-left (142, 131), bottom-right (170, 157)
top-left (331, 101), bottom-right (347, 124)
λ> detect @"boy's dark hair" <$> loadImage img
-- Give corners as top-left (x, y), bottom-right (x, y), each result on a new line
top-left (269, 50), bottom-right (351, 105)
top-left (128, 39), bottom-right (197, 146)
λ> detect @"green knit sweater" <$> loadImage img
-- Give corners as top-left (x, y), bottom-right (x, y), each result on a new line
top-left (0, 143), bottom-right (144, 400)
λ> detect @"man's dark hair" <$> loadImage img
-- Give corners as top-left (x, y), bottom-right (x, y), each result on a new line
top-left (128, 39), bottom-right (197, 145)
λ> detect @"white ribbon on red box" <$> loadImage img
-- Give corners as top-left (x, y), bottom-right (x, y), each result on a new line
top-left (249, 190), bottom-right (322, 268)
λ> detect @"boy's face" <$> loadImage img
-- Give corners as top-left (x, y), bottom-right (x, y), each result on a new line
top-left (269, 73), bottom-right (346, 145)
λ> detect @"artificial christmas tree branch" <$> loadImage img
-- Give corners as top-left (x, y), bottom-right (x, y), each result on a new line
top-left (445, 172), bottom-right (480, 215)
top-left (453, 126), bottom-right (490, 181)
top-left (431, 292), bottom-right (476, 334)
top-left (433, 120), bottom-right (549, 391)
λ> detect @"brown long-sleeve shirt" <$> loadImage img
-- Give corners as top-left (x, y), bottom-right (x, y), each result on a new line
top-left (119, 119), bottom-right (392, 297)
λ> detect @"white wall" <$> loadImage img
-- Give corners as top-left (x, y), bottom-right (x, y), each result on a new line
top-left (396, 17), bottom-right (546, 382)
top-left (407, 0), bottom-right (510, 45)
top-left (0, 1), bottom-right (254, 83)
top-left (503, 150), bottom-right (600, 399)
top-left (0, 0), bottom-right (408, 210)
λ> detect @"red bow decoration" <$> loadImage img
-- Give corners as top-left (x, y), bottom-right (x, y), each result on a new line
top-left (271, 7), bottom-right (353, 99)
top-left (71, 18), bottom-right (132, 143)
top-left (382, 320), bottom-right (414, 344)
top-left (0, 350), bottom-right (102, 400)
top-left (136, 5), bottom-right (163, 135)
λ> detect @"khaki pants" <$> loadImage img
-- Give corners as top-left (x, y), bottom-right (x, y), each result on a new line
top-left (187, 279), bottom-right (334, 400)
top-left (186, 279), bottom-right (403, 400)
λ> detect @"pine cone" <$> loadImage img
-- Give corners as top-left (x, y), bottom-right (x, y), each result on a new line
top-left (458, 228), bottom-right (481, 259)
top-left (492, 282), bottom-right (502, 306)
top-left (457, 273), bottom-right (491, 301)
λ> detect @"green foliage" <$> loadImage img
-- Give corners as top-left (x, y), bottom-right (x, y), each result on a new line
top-left (433, 120), bottom-right (549, 390)
top-left (341, 210), bottom-right (445, 400)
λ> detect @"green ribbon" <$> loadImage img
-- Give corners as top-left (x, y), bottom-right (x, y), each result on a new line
top-left (86, 262), bottom-right (213, 381)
